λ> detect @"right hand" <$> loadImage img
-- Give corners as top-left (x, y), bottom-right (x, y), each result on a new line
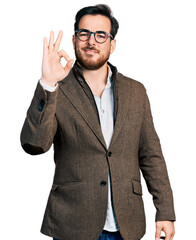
top-left (41, 31), bottom-right (74, 87)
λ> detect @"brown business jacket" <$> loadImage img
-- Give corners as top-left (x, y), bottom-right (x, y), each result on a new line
top-left (20, 62), bottom-right (175, 240)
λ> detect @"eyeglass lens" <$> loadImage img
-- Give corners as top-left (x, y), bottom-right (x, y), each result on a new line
top-left (77, 30), bottom-right (108, 43)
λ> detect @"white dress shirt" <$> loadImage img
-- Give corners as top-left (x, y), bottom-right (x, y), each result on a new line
top-left (93, 68), bottom-right (118, 231)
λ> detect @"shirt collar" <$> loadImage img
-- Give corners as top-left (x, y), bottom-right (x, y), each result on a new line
top-left (72, 61), bottom-right (114, 95)
top-left (105, 65), bottom-right (112, 89)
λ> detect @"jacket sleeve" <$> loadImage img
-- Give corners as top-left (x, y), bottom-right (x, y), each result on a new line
top-left (138, 89), bottom-right (176, 222)
top-left (20, 81), bottom-right (58, 155)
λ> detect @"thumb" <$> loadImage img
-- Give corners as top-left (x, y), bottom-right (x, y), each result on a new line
top-left (155, 223), bottom-right (162, 240)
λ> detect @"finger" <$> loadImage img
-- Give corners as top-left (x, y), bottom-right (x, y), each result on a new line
top-left (49, 31), bottom-right (54, 51)
top-left (54, 31), bottom-right (63, 51)
top-left (64, 59), bottom-right (74, 75)
top-left (43, 37), bottom-right (48, 55)
top-left (171, 233), bottom-right (175, 240)
top-left (164, 225), bottom-right (175, 240)
top-left (165, 235), bottom-right (170, 240)
top-left (58, 50), bottom-right (71, 62)
top-left (165, 232), bottom-right (173, 240)
top-left (155, 225), bottom-right (162, 240)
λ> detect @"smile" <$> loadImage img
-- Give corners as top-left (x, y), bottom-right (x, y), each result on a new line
top-left (84, 49), bottom-right (99, 54)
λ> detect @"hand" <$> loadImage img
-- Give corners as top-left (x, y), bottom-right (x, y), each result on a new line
top-left (155, 221), bottom-right (175, 240)
top-left (41, 31), bottom-right (74, 87)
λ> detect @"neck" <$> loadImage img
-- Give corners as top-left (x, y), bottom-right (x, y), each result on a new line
top-left (83, 62), bottom-right (108, 87)
top-left (82, 62), bottom-right (109, 98)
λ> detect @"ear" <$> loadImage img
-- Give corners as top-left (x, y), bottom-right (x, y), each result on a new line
top-left (110, 39), bottom-right (116, 54)
top-left (72, 35), bottom-right (76, 49)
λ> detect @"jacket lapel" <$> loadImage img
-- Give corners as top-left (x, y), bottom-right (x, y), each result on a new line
top-left (60, 70), bottom-right (107, 150)
top-left (59, 66), bottom-right (132, 151)
top-left (110, 73), bottom-right (131, 148)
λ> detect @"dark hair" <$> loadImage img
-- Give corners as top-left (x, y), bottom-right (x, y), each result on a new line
top-left (74, 4), bottom-right (119, 39)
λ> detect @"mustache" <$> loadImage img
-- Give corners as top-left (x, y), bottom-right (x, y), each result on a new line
top-left (82, 45), bottom-right (99, 53)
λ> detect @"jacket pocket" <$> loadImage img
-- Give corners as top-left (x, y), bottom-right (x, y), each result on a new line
top-left (132, 179), bottom-right (143, 196)
top-left (51, 183), bottom-right (60, 191)
top-left (51, 180), bottom-right (83, 191)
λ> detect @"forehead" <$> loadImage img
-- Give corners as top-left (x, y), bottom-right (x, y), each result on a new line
top-left (78, 14), bottom-right (111, 32)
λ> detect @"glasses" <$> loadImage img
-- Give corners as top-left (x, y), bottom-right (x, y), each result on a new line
top-left (75, 29), bottom-right (113, 44)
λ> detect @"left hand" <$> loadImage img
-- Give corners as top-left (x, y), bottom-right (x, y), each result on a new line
top-left (155, 221), bottom-right (175, 240)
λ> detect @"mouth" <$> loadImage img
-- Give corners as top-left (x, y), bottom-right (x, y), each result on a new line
top-left (83, 47), bottom-right (99, 55)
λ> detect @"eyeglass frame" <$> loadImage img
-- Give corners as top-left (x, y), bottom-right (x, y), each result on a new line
top-left (75, 28), bottom-right (114, 44)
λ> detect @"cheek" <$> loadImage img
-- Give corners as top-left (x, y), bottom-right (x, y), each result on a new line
top-left (104, 42), bottom-right (112, 52)
top-left (75, 40), bottom-right (82, 50)
top-left (104, 45), bottom-right (112, 55)
top-left (75, 42), bottom-right (87, 53)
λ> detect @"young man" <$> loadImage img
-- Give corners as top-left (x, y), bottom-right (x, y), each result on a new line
top-left (21, 4), bottom-right (175, 240)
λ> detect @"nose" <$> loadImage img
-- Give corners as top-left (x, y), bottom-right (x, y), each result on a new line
top-left (88, 32), bottom-right (96, 45)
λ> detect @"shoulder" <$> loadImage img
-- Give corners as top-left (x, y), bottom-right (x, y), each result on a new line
top-left (117, 72), bottom-right (146, 93)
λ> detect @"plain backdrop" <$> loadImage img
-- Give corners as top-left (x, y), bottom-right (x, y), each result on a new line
top-left (0, 0), bottom-right (196, 239)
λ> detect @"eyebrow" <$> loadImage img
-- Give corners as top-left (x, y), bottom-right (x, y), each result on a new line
top-left (79, 29), bottom-right (108, 33)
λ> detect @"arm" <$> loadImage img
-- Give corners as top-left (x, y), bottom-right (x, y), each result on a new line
top-left (138, 89), bottom-right (176, 238)
top-left (20, 31), bottom-right (74, 155)
top-left (20, 82), bottom-right (58, 155)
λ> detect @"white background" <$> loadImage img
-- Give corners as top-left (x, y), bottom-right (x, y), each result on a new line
top-left (0, 0), bottom-right (196, 239)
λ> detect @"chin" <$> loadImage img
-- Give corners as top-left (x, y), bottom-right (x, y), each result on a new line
top-left (77, 56), bottom-right (109, 70)
top-left (81, 60), bottom-right (107, 70)
top-left (75, 49), bottom-right (110, 70)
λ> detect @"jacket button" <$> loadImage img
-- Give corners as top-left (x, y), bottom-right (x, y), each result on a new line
top-left (38, 99), bottom-right (45, 112)
top-left (100, 181), bottom-right (107, 186)
top-left (107, 151), bottom-right (112, 157)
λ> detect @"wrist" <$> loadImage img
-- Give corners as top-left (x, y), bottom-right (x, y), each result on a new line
top-left (40, 77), bottom-right (57, 87)
top-left (40, 79), bottom-right (58, 92)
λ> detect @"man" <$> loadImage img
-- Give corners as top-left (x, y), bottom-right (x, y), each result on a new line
top-left (20, 4), bottom-right (175, 240)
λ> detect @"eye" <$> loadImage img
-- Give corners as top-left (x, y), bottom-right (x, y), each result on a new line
top-left (97, 34), bottom-right (105, 39)
top-left (79, 31), bottom-right (89, 37)
top-left (96, 32), bottom-right (107, 39)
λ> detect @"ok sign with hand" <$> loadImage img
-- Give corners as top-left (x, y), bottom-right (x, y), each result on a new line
top-left (41, 31), bottom-right (74, 87)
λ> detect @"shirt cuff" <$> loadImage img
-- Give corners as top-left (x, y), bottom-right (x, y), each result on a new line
top-left (39, 79), bottom-right (58, 92)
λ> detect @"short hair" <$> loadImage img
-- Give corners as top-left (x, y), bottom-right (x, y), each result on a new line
top-left (74, 4), bottom-right (119, 39)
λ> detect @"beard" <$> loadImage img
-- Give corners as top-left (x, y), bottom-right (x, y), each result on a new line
top-left (75, 43), bottom-right (110, 70)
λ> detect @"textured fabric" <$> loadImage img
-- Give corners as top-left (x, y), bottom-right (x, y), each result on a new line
top-left (40, 65), bottom-right (118, 231)
top-left (20, 62), bottom-right (175, 240)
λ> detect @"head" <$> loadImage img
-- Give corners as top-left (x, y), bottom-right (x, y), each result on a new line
top-left (72, 4), bottom-right (119, 70)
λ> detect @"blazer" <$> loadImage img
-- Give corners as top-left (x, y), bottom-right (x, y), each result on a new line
top-left (20, 62), bottom-right (175, 240)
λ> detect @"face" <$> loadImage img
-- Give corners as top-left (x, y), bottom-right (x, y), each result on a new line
top-left (73, 14), bottom-right (116, 70)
